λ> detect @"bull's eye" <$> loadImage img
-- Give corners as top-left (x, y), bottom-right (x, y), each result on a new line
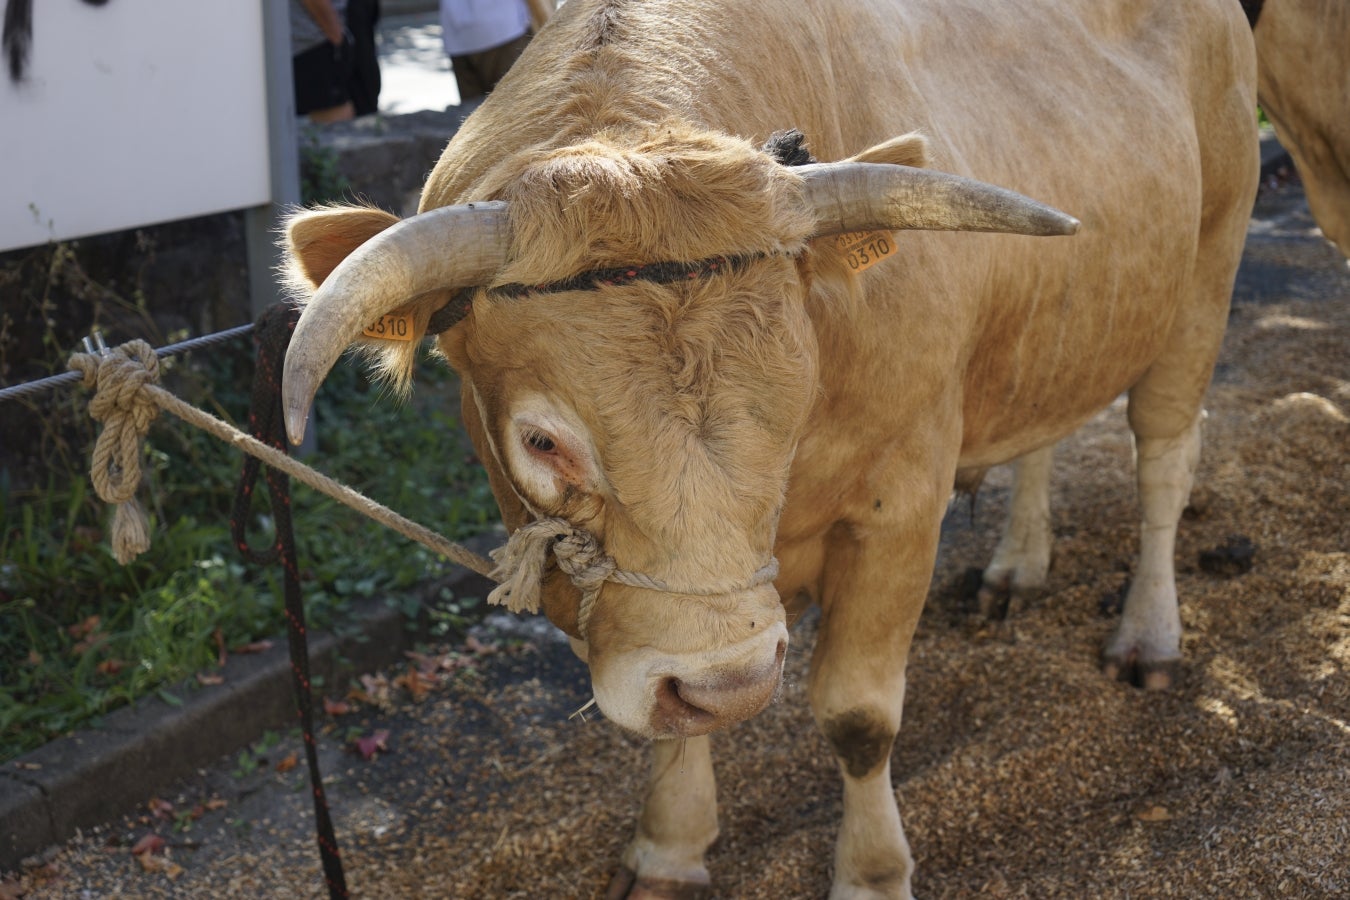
top-left (525, 431), bottom-right (557, 454)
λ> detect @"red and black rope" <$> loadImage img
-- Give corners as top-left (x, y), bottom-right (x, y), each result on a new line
top-left (229, 303), bottom-right (348, 899)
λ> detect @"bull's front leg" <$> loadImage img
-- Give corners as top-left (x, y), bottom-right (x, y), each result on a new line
top-left (606, 735), bottom-right (718, 899)
top-left (810, 511), bottom-right (941, 899)
top-left (978, 444), bottom-right (1054, 618)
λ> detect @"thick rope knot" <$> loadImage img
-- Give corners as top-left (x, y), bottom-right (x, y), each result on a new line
top-left (68, 340), bottom-right (161, 563)
top-left (486, 517), bottom-right (610, 616)
top-left (485, 516), bottom-right (781, 639)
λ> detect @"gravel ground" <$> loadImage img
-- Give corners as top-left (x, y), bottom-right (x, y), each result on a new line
top-left (4, 175), bottom-right (1346, 899)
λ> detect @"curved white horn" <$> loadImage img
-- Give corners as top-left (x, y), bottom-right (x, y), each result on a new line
top-left (797, 162), bottom-right (1080, 237)
top-left (283, 201), bottom-right (510, 445)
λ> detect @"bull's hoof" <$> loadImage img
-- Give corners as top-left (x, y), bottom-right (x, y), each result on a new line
top-left (1102, 651), bottom-right (1179, 690)
top-left (976, 579), bottom-right (1042, 620)
top-left (604, 866), bottom-right (711, 900)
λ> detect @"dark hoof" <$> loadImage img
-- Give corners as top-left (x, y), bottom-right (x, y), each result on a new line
top-left (1103, 651), bottom-right (1179, 691)
top-left (605, 866), bottom-right (711, 900)
top-left (977, 580), bottom-right (1040, 620)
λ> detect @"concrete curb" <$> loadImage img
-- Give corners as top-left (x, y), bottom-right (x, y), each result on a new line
top-left (0, 534), bottom-right (499, 871)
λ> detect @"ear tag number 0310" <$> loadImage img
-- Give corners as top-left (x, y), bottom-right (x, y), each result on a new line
top-left (362, 312), bottom-right (415, 341)
top-left (834, 230), bottom-right (896, 273)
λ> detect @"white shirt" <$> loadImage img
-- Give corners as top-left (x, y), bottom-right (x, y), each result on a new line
top-left (440, 0), bottom-right (531, 57)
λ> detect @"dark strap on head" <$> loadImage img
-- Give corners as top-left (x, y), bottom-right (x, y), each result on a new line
top-left (493, 253), bottom-right (767, 300)
top-left (425, 128), bottom-right (815, 333)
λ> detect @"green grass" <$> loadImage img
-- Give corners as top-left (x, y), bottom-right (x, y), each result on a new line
top-left (0, 342), bottom-right (495, 762)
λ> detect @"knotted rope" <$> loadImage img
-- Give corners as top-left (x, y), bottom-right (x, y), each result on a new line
top-left (68, 337), bottom-right (779, 638)
top-left (489, 517), bottom-right (779, 638)
top-left (66, 339), bottom-right (496, 578)
top-left (68, 340), bottom-right (160, 563)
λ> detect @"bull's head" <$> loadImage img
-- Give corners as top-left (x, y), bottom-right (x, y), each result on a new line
top-left (280, 128), bottom-right (1076, 739)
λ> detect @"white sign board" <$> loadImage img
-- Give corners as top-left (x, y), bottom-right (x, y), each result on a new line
top-left (0, 0), bottom-right (273, 252)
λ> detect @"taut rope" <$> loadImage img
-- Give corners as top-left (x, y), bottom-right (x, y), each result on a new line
top-left (69, 335), bottom-right (779, 636)
top-left (67, 341), bottom-right (496, 577)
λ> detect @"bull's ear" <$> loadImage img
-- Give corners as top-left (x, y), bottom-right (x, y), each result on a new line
top-left (283, 205), bottom-right (402, 291)
top-left (847, 133), bottom-right (930, 169)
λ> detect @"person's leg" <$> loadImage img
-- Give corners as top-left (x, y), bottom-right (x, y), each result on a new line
top-left (293, 40), bottom-right (355, 122)
top-left (345, 0), bottom-right (381, 116)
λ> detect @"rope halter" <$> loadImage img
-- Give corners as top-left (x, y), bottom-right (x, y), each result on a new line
top-left (486, 517), bottom-right (780, 638)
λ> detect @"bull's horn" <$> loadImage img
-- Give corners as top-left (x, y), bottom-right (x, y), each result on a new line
top-left (283, 201), bottom-right (511, 445)
top-left (798, 162), bottom-right (1080, 237)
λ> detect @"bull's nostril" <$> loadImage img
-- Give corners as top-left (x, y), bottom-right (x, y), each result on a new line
top-left (655, 676), bottom-right (716, 725)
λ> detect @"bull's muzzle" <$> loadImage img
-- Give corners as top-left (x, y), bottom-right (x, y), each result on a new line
top-left (650, 635), bottom-right (788, 736)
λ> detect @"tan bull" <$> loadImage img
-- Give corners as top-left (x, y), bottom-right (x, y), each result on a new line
top-left (1253, 0), bottom-right (1350, 255)
top-left (279, 1), bottom-right (1258, 896)
top-left (980, 0), bottom-right (1347, 628)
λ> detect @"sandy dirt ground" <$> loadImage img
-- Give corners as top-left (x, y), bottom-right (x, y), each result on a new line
top-left (5, 176), bottom-right (1346, 898)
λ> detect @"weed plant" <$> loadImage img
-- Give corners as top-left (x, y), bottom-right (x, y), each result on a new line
top-left (0, 340), bottom-right (494, 762)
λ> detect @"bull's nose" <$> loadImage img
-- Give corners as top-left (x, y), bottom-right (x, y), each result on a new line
top-left (652, 639), bottom-right (786, 736)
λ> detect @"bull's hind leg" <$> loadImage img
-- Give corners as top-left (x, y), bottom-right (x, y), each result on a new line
top-left (1102, 413), bottom-right (1202, 689)
top-left (1105, 105), bottom-right (1254, 688)
top-left (605, 736), bottom-right (718, 899)
top-left (978, 444), bottom-right (1055, 617)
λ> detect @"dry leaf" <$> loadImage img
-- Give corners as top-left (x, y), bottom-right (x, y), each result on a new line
top-left (130, 832), bottom-right (166, 856)
top-left (275, 751), bottom-right (299, 773)
top-left (67, 615), bottom-right (100, 639)
top-left (394, 664), bottom-right (434, 702)
top-left (196, 672), bottom-right (224, 686)
top-left (324, 697), bottom-right (352, 716)
top-left (1136, 805), bottom-right (1173, 822)
top-left (355, 729), bottom-right (391, 761)
top-left (97, 658), bottom-right (125, 676)
top-left (147, 798), bottom-right (173, 820)
top-left (465, 635), bottom-right (496, 655)
top-left (230, 640), bottom-right (273, 655)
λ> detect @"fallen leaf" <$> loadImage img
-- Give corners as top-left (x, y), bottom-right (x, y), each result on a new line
top-left (72, 525), bottom-right (103, 551)
top-left (230, 640), bottom-right (273, 654)
top-left (355, 729), bottom-right (391, 761)
top-left (1136, 805), bottom-right (1173, 822)
top-left (67, 615), bottom-right (101, 639)
top-left (196, 672), bottom-right (224, 686)
top-left (204, 797), bottom-right (228, 812)
top-left (394, 664), bottom-right (434, 702)
top-left (359, 673), bottom-right (394, 708)
top-left (97, 658), bottom-right (126, 676)
top-left (465, 635), bottom-right (496, 655)
top-left (275, 751), bottom-right (299, 773)
top-left (70, 626), bottom-right (110, 655)
top-left (147, 797), bottom-right (173, 820)
top-left (130, 832), bottom-right (166, 856)
top-left (24, 650), bottom-right (42, 666)
top-left (14, 761), bottom-right (41, 771)
top-left (323, 697), bottom-right (352, 716)
top-left (213, 627), bottom-right (227, 667)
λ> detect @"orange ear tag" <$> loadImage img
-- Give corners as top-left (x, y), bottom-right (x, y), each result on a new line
top-left (834, 231), bottom-right (897, 273)
top-left (362, 312), bottom-right (415, 341)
